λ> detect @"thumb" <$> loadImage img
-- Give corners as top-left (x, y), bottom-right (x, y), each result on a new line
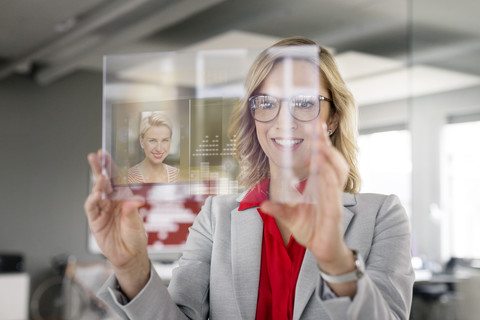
top-left (260, 200), bottom-right (292, 222)
top-left (121, 198), bottom-right (145, 218)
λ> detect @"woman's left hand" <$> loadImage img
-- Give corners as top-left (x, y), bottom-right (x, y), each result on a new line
top-left (260, 123), bottom-right (357, 296)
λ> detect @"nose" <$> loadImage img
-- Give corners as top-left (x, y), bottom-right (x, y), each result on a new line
top-left (274, 100), bottom-right (296, 129)
top-left (153, 142), bottom-right (162, 151)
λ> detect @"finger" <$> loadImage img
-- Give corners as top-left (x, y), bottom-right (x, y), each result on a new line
top-left (305, 151), bottom-right (344, 204)
top-left (304, 160), bottom-right (339, 204)
top-left (260, 200), bottom-right (295, 224)
top-left (313, 123), bottom-right (348, 185)
top-left (84, 190), bottom-right (103, 221)
top-left (98, 149), bottom-right (110, 167)
top-left (88, 152), bottom-right (102, 177)
top-left (315, 123), bottom-right (335, 160)
top-left (122, 200), bottom-right (146, 216)
top-left (89, 151), bottom-right (115, 195)
top-left (305, 129), bottom-right (335, 203)
top-left (121, 200), bottom-right (148, 232)
top-left (84, 187), bottom-right (115, 220)
top-left (314, 122), bottom-right (331, 149)
top-left (308, 122), bottom-right (330, 172)
top-left (91, 171), bottom-right (106, 193)
top-left (318, 148), bottom-right (348, 186)
top-left (308, 142), bottom-right (338, 184)
top-left (98, 149), bottom-right (113, 177)
top-left (98, 149), bottom-right (125, 186)
top-left (92, 172), bottom-right (114, 197)
top-left (88, 150), bottom-right (111, 189)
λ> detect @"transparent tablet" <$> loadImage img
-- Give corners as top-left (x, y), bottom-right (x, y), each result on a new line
top-left (99, 48), bottom-right (260, 255)
top-left (102, 49), bottom-right (258, 196)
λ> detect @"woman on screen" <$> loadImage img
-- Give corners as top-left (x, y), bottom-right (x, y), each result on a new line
top-left (127, 112), bottom-right (179, 184)
top-left (85, 37), bottom-right (414, 319)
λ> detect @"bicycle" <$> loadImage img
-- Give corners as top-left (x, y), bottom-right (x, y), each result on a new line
top-left (30, 254), bottom-right (120, 320)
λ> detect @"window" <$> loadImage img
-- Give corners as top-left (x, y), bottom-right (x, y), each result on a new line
top-left (441, 120), bottom-right (480, 259)
top-left (358, 130), bottom-right (412, 217)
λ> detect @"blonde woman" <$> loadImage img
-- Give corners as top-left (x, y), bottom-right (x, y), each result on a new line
top-left (85, 37), bottom-right (414, 319)
top-left (128, 112), bottom-right (179, 183)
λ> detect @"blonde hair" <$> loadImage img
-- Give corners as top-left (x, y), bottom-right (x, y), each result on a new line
top-left (139, 112), bottom-right (173, 139)
top-left (229, 36), bottom-right (361, 193)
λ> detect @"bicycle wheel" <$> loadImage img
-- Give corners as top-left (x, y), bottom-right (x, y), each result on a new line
top-left (30, 275), bottom-right (64, 320)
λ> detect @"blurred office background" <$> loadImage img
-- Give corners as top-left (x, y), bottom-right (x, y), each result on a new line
top-left (1, 0), bottom-right (479, 319)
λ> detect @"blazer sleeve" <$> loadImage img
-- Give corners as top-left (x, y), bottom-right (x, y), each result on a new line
top-left (97, 264), bottom-right (190, 320)
top-left (320, 194), bottom-right (415, 320)
top-left (97, 196), bottom-right (216, 320)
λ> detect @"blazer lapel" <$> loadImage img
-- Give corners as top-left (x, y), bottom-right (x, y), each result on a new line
top-left (293, 193), bottom-right (356, 319)
top-left (294, 250), bottom-right (325, 320)
top-left (231, 205), bottom-right (263, 320)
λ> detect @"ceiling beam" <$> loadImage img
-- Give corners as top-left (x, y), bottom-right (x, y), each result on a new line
top-left (410, 39), bottom-right (480, 65)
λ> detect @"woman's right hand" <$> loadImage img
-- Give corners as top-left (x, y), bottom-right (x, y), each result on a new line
top-left (84, 149), bottom-right (150, 299)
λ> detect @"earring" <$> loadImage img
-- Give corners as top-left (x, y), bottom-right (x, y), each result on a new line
top-left (328, 129), bottom-right (333, 135)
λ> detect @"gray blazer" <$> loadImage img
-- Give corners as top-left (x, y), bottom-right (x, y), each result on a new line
top-left (99, 192), bottom-right (414, 319)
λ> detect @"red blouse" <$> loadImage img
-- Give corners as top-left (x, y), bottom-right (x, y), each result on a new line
top-left (239, 179), bottom-right (307, 320)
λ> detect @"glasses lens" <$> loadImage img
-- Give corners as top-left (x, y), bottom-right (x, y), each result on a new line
top-left (290, 95), bottom-right (320, 121)
top-left (251, 95), bottom-right (278, 121)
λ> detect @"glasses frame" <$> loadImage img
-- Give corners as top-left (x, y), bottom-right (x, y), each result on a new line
top-left (248, 94), bottom-right (334, 123)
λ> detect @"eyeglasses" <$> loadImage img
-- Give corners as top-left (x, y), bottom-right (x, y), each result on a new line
top-left (249, 94), bottom-right (333, 122)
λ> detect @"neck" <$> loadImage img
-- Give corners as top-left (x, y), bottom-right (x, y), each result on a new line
top-left (140, 159), bottom-right (165, 172)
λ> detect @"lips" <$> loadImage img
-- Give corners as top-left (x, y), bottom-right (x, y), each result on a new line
top-left (272, 138), bottom-right (303, 150)
top-left (152, 153), bottom-right (164, 159)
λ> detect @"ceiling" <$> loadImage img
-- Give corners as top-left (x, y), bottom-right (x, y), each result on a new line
top-left (1, 0), bottom-right (479, 89)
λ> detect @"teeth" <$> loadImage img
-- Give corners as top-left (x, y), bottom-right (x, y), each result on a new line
top-left (274, 139), bottom-right (302, 147)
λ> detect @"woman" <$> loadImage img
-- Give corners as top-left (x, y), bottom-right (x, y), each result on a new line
top-left (127, 112), bottom-right (179, 183)
top-left (85, 37), bottom-right (414, 319)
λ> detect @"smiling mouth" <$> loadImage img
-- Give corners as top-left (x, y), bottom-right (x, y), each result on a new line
top-left (272, 138), bottom-right (303, 147)
top-left (153, 153), bottom-right (164, 158)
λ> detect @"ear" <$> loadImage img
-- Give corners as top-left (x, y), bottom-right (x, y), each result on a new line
top-left (139, 136), bottom-right (144, 149)
top-left (327, 110), bottom-right (339, 135)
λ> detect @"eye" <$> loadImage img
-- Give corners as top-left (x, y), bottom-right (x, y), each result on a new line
top-left (259, 102), bottom-right (275, 110)
top-left (292, 95), bottom-right (317, 109)
top-left (255, 96), bottom-right (277, 110)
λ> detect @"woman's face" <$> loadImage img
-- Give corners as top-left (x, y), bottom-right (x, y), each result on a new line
top-left (140, 125), bottom-right (172, 165)
top-left (254, 59), bottom-right (336, 179)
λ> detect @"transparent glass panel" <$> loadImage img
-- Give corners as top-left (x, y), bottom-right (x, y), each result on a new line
top-left (100, 49), bottom-right (261, 255)
top-left (102, 49), bottom-right (258, 196)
